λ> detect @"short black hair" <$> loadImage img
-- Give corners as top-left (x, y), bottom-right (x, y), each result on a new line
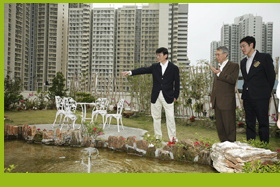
top-left (240, 36), bottom-right (256, 49)
top-left (156, 47), bottom-right (168, 60)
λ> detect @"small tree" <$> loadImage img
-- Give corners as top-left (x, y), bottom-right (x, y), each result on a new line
top-left (189, 60), bottom-right (212, 118)
top-left (179, 63), bottom-right (193, 117)
top-left (35, 89), bottom-right (48, 109)
top-left (48, 72), bottom-right (68, 101)
top-left (4, 75), bottom-right (23, 110)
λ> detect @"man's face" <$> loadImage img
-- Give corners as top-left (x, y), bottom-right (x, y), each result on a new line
top-left (215, 49), bottom-right (227, 64)
top-left (156, 53), bottom-right (167, 63)
top-left (240, 41), bottom-right (254, 56)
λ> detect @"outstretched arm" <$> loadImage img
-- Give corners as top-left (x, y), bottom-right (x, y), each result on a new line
top-left (122, 65), bottom-right (153, 78)
top-left (121, 71), bottom-right (131, 77)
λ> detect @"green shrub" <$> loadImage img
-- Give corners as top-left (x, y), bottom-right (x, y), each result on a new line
top-left (47, 72), bottom-right (68, 101)
top-left (194, 133), bottom-right (218, 150)
top-left (242, 160), bottom-right (280, 173)
top-left (143, 134), bottom-right (162, 148)
top-left (242, 139), bottom-right (271, 150)
top-left (4, 75), bottom-right (23, 110)
top-left (76, 92), bottom-right (95, 103)
top-left (83, 121), bottom-right (103, 138)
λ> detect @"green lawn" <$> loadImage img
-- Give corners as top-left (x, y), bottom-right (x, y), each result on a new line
top-left (4, 109), bottom-right (280, 151)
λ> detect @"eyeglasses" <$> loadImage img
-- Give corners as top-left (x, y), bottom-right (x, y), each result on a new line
top-left (240, 44), bottom-right (248, 49)
top-left (156, 54), bottom-right (164, 57)
top-left (215, 53), bottom-right (224, 56)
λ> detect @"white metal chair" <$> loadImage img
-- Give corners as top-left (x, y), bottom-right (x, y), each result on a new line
top-left (61, 97), bottom-right (80, 130)
top-left (104, 99), bottom-right (125, 132)
top-left (52, 96), bottom-right (65, 129)
top-left (91, 98), bottom-right (109, 126)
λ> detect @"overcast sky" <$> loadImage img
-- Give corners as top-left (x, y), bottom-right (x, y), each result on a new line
top-left (92, 3), bottom-right (280, 65)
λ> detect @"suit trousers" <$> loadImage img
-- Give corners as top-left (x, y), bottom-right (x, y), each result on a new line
top-left (214, 104), bottom-right (236, 142)
top-left (151, 91), bottom-right (177, 141)
top-left (243, 94), bottom-right (270, 143)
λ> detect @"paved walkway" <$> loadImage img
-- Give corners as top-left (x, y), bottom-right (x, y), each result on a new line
top-left (30, 123), bottom-right (148, 140)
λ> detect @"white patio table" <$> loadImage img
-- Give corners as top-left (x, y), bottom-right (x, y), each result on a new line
top-left (77, 102), bottom-right (96, 125)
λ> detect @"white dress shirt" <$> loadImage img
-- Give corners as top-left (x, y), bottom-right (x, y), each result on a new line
top-left (217, 59), bottom-right (229, 77)
top-left (160, 60), bottom-right (169, 75)
top-left (246, 50), bottom-right (257, 74)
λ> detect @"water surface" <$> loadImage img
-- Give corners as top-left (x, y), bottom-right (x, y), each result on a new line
top-left (4, 140), bottom-right (217, 173)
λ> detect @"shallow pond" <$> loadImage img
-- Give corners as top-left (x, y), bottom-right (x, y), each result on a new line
top-left (4, 140), bottom-right (217, 173)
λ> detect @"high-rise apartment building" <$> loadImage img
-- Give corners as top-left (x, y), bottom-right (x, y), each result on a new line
top-left (141, 4), bottom-right (159, 67)
top-left (234, 14), bottom-right (264, 62)
top-left (91, 7), bottom-right (115, 92)
top-left (4, 3), bottom-right (31, 90)
top-left (263, 22), bottom-right (273, 56)
top-left (158, 3), bottom-right (189, 68)
top-left (4, 3), bottom-right (68, 91)
top-left (29, 4), bottom-right (36, 91)
top-left (115, 5), bottom-right (138, 91)
top-left (67, 3), bottom-right (92, 92)
top-left (177, 4), bottom-right (189, 67)
top-left (168, 4), bottom-right (179, 65)
top-left (217, 14), bottom-right (273, 64)
top-left (46, 3), bottom-right (68, 91)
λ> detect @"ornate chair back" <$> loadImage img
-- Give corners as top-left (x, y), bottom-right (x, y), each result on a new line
top-left (55, 96), bottom-right (63, 111)
top-left (64, 97), bottom-right (77, 114)
top-left (116, 99), bottom-right (125, 115)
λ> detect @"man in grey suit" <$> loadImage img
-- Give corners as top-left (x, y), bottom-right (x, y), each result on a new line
top-left (210, 46), bottom-right (239, 142)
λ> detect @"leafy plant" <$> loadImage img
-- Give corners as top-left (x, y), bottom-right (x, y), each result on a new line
top-left (270, 125), bottom-right (280, 138)
top-left (82, 121), bottom-right (103, 138)
top-left (4, 75), bottom-right (23, 110)
top-left (143, 133), bottom-right (162, 148)
top-left (242, 160), bottom-right (280, 173)
top-left (4, 165), bottom-right (16, 173)
top-left (76, 92), bottom-right (95, 103)
top-left (194, 133), bottom-right (218, 150)
top-left (47, 72), bottom-right (68, 102)
top-left (242, 139), bottom-right (271, 150)
top-left (236, 106), bottom-right (245, 123)
top-left (24, 93), bottom-right (37, 109)
top-left (193, 103), bottom-right (203, 114)
top-left (34, 89), bottom-right (48, 109)
top-left (179, 63), bottom-right (193, 117)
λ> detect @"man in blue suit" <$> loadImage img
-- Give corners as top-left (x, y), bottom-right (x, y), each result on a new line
top-left (122, 47), bottom-right (180, 142)
top-left (240, 36), bottom-right (275, 143)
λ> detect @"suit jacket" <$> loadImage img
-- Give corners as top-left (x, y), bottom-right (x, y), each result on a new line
top-left (131, 62), bottom-right (180, 104)
top-left (211, 61), bottom-right (239, 110)
top-left (240, 50), bottom-right (275, 100)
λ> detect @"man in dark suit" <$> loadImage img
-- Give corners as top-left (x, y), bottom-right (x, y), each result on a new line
top-left (240, 36), bottom-right (275, 143)
top-left (122, 47), bottom-right (180, 142)
top-left (210, 46), bottom-right (239, 142)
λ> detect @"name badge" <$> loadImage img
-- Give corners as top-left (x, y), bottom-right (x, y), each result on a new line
top-left (254, 61), bottom-right (260, 67)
